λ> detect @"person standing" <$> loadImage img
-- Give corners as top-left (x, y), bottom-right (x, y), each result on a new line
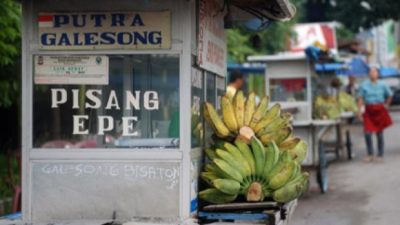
top-left (226, 70), bottom-right (244, 99)
top-left (357, 67), bottom-right (393, 162)
top-left (346, 75), bottom-right (358, 96)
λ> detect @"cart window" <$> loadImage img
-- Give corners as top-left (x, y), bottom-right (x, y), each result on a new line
top-left (191, 68), bottom-right (204, 148)
top-left (216, 76), bottom-right (226, 110)
top-left (270, 78), bottom-right (307, 102)
top-left (33, 55), bottom-right (180, 149)
top-left (204, 72), bottom-right (217, 147)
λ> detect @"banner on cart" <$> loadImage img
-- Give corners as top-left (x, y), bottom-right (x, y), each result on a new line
top-left (38, 11), bottom-right (171, 50)
top-left (34, 55), bottom-right (109, 85)
top-left (198, 0), bottom-right (227, 76)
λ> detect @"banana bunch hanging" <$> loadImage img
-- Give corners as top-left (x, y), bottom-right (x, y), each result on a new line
top-left (201, 91), bottom-right (309, 204)
top-left (204, 91), bottom-right (297, 147)
top-left (200, 137), bottom-right (309, 204)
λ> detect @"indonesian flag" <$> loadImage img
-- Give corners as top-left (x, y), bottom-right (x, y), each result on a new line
top-left (38, 15), bottom-right (54, 28)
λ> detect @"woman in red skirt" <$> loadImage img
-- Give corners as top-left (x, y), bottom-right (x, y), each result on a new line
top-left (357, 67), bottom-right (393, 162)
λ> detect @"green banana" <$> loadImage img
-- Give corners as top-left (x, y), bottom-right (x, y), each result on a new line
top-left (263, 142), bottom-right (280, 178)
top-left (269, 161), bottom-right (297, 190)
top-left (233, 91), bottom-right (245, 128)
top-left (206, 163), bottom-right (239, 182)
top-left (215, 149), bottom-right (249, 177)
top-left (251, 136), bottom-right (265, 177)
top-left (205, 148), bottom-right (217, 161)
top-left (214, 158), bottom-right (243, 183)
top-left (249, 96), bottom-right (269, 130)
top-left (254, 103), bottom-right (281, 133)
top-left (221, 96), bottom-right (238, 133)
top-left (244, 92), bottom-right (256, 126)
top-left (199, 188), bottom-right (238, 204)
top-left (234, 139), bottom-right (256, 175)
top-left (204, 102), bottom-right (231, 137)
top-left (266, 151), bottom-right (291, 180)
top-left (212, 179), bottom-right (241, 195)
top-left (272, 173), bottom-right (309, 203)
top-left (289, 140), bottom-right (308, 163)
top-left (215, 141), bottom-right (250, 171)
top-left (201, 172), bottom-right (219, 184)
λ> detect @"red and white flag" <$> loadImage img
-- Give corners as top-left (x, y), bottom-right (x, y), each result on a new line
top-left (38, 15), bottom-right (54, 28)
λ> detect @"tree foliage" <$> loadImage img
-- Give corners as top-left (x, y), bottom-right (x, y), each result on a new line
top-left (0, 0), bottom-right (20, 66)
top-left (227, 0), bottom-right (305, 63)
top-left (0, 0), bottom-right (21, 108)
top-left (328, 0), bottom-right (400, 31)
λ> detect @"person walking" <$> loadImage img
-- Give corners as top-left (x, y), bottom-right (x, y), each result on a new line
top-left (357, 66), bottom-right (393, 162)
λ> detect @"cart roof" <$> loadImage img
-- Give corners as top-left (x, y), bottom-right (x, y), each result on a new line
top-left (247, 52), bottom-right (306, 62)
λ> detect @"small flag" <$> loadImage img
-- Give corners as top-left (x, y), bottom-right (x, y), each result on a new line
top-left (38, 15), bottom-right (54, 28)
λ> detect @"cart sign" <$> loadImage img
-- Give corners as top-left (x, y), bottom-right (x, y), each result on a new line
top-left (34, 55), bottom-right (109, 85)
top-left (38, 11), bottom-right (171, 50)
top-left (290, 23), bottom-right (337, 52)
top-left (198, 0), bottom-right (227, 76)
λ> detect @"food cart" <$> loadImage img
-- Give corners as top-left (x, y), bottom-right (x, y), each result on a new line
top-left (19, 0), bottom-right (297, 224)
top-left (248, 52), bottom-right (344, 193)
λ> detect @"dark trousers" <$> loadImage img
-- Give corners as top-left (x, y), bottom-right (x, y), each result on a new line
top-left (365, 132), bottom-right (384, 157)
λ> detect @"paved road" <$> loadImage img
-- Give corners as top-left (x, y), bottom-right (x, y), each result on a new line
top-left (292, 108), bottom-right (400, 225)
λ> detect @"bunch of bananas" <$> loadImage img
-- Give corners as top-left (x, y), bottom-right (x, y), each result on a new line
top-left (200, 137), bottom-right (309, 204)
top-left (314, 95), bottom-right (341, 120)
top-left (203, 91), bottom-right (295, 147)
top-left (339, 91), bottom-right (358, 113)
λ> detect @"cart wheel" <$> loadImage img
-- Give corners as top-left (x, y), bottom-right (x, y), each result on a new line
top-left (317, 142), bottom-right (328, 193)
top-left (346, 130), bottom-right (352, 160)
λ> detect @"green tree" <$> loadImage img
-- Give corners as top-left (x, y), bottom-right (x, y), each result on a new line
top-left (227, 0), bottom-right (306, 63)
top-left (328, 0), bottom-right (400, 31)
top-left (0, 0), bottom-right (21, 108)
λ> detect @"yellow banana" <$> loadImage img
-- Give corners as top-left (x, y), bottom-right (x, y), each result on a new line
top-left (204, 102), bottom-right (231, 137)
top-left (221, 96), bottom-right (238, 133)
top-left (254, 103), bottom-right (281, 133)
top-left (275, 127), bottom-right (293, 145)
top-left (250, 96), bottom-right (269, 130)
top-left (244, 92), bottom-right (256, 126)
top-left (212, 179), bottom-right (241, 195)
top-left (233, 91), bottom-right (245, 128)
top-left (279, 137), bottom-right (301, 151)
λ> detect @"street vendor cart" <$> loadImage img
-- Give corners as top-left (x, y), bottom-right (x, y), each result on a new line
top-left (20, 0), bottom-right (297, 224)
top-left (248, 52), bottom-right (345, 193)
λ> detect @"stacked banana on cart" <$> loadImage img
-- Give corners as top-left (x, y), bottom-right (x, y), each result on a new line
top-left (201, 91), bottom-right (309, 204)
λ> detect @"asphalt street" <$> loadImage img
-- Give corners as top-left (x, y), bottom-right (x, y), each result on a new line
top-left (292, 107), bottom-right (400, 225)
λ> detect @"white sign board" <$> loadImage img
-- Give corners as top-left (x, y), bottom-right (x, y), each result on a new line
top-left (38, 11), bottom-right (171, 50)
top-left (34, 55), bottom-right (109, 85)
top-left (198, 0), bottom-right (227, 76)
top-left (291, 23), bottom-right (337, 52)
